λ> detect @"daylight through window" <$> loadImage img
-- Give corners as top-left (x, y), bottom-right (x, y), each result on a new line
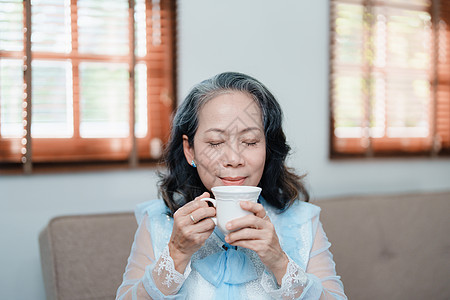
top-left (0, 0), bottom-right (176, 172)
top-left (330, 0), bottom-right (450, 157)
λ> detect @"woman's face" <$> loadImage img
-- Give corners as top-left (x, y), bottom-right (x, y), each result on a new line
top-left (183, 92), bottom-right (266, 192)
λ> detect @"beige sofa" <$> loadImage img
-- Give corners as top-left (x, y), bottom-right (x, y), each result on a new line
top-left (39, 191), bottom-right (450, 300)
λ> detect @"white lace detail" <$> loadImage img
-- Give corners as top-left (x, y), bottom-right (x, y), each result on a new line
top-left (152, 245), bottom-right (189, 294)
top-left (261, 255), bottom-right (308, 299)
top-left (145, 201), bottom-right (317, 299)
top-left (149, 214), bottom-right (173, 258)
top-left (298, 222), bottom-right (311, 266)
top-left (242, 248), bottom-right (273, 300)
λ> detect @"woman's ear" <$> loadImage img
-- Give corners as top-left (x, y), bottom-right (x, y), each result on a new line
top-left (182, 134), bottom-right (195, 165)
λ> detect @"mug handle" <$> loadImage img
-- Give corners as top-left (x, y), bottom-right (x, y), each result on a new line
top-left (201, 197), bottom-right (217, 225)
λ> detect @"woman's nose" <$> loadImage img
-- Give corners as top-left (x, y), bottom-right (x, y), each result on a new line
top-left (222, 141), bottom-right (244, 167)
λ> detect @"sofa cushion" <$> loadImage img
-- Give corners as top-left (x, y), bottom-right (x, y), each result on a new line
top-left (39, 212), bottom-right (137, 300)
top-left (39, 191), bottom-right (450, 300)
top-left (314, 191), bottom-right (450, 300)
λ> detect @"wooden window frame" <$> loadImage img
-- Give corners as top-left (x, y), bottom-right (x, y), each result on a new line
top-left (329, 0), bottom-right (450, 159)
top-left (0, 0), bottom-right (177, 173)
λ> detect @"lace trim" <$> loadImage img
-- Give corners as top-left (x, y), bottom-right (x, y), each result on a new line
top-left (261, 255), bottom-right (308, 299)
top-left (152, 245), bottom-right (191, 294)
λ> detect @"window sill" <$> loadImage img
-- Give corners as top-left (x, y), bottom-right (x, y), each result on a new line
top-left (0, 159), bottom-right (162, 175)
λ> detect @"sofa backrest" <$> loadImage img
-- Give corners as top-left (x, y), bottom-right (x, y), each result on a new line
top-left (39, 192), bottom-right (450, 300)
top-left (314, 191), bottom-right (450, 300)
top-left (39, 212), bottom-right (137, 300)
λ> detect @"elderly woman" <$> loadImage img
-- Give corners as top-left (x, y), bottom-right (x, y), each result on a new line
top-left (116, 72), bottom-right (346, 299)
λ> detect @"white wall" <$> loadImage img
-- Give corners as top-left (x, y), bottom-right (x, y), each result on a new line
top-left (176, 0), bottom-right (450, 199)
top-left (1, 170), bottom-right (160, 300)
top-left (1, 0), bottom-right (450, 299)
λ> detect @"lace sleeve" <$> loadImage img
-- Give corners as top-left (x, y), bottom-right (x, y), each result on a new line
top-left (147, 245), bottom-right (191, 295)
top-left (260, 216), bottom-right (347, 300)
top-left (303, 217), bottom-right (347, 299)
top-left (116, 215), bottom-right (190, 299)
top-left (261, 255), bottom-right (308, 299)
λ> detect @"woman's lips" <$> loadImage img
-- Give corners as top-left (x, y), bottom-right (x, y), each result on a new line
top-left (220, 177), bottom-right (247, 186)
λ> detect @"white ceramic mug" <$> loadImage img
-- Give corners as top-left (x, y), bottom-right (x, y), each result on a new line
top-left (203, 186), bottom-right (262, 234)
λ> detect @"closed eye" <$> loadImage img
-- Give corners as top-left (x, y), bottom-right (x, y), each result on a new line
top-left (242, 140), bottom-right (258, 146)
top-left (209, 142), bottom-right (223, 148)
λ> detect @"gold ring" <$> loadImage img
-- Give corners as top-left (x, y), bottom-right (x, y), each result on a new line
top-left (190, 214), bottom-right (196, 224)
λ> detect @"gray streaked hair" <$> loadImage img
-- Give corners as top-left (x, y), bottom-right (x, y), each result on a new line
top-left (175, 72), bottom-right (281, 146)
top-left (159, 72), bottom-right (309, 215)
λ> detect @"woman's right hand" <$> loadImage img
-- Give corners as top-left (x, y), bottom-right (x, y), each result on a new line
top-left (168, 192), bottom-right (216, 273)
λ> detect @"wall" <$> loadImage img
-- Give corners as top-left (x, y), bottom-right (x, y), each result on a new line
top-left (1, 0), bottom-right (450, 299)
top-left (1, 170), bottom-right (160, 300)
top-left (177, 0), bottom-right (450, 199)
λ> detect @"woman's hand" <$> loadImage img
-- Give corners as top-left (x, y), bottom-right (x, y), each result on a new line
top-left (224, 201), bottom-right (289, 285)
top-left (168, 192), bottom-right (216, 273)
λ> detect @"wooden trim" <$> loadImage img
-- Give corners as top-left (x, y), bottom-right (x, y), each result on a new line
top-left (23, 0), bottom-right (32, 174)
top-left (0, 160), bottom-right (160, 175)
top-left (437, 0), bottom-right (450, 152)
top-left (71, 0), bottom-right (80, 139)
top-left (128, 0), bottom-right (138, 168)
top-left (329, 0), bottom-right (450, 159)
top-left (170, 0), bottom-right (178, 109)
top-left (0, 137), bottom-right (157, 162)
top-left (0, 0), bottom-right (177, 171)
top-left (329, 0), bottom-right (337, 159)
top-left (163, 0), bottom-right (176, 141)
top-left (362, 0), bottom-right (374, 157)
top-left (431, 0), bottom-right (440, 156)
top-left (332, 0), bottom-right (430, 11)
top-left (0, 51), bottom-right (24, 59)
top-left (371, 1), bottom-right (430, 11)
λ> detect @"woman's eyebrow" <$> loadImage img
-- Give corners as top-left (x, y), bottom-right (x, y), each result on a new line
top-left (240, 127), bottom-right (263, 134)
top-left (204, 128), bottom-right (225, 133)
top-left (204, 127), bottom-right (262, 134)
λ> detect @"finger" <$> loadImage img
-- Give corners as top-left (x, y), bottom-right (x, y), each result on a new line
top-left (240, 201), bottom-right (266, 218)
top-left (189, 206), bottom-right (216, 225)
top-left (196, 229), bottom-right (216, 243)
top-left (185, 222), bottom-right (216, 244)
top-left (194, 217), bottom-right (216, 233)
top-left (176, 192), bottom-right (211, 216)
top-left (195, 191), bottom-right (211, 201)
top-left (226, 214), bottom-right (267, 232)
top-left (227, 239), bottom-right (263, 252)
top-left (225, 227), bottom-right (265, 244)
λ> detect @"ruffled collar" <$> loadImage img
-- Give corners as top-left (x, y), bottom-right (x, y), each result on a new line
top-left (189, 227), bottom-right (257, 299)
top-left (192, 227), bottom-right (258, 285)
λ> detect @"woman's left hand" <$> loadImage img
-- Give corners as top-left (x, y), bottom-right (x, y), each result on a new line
top-left (224, 201), bottom-right (289, 285)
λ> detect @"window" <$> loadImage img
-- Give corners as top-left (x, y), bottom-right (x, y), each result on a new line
top-left (329, 0), bottom-right (450, 157)
top-left (0, 0), bottom-right (176, 173)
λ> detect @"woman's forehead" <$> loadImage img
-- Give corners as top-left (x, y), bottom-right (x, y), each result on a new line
top-left (197, 92), bottom-right (263, 132)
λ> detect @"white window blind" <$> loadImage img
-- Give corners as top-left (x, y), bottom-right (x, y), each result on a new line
top-left (0, 0), bottom-right (177, 172)
top-left (0, 0), bottom-right (23, 51)
top-left (32, 60), bottom-right (73, 138)
top-left (31, 0), bottom-right (71, 53)
top-left (77, 0), bottom-right (129, 55)
top-left (79, 62), bottom-right (129, 138)
top-left (330, 0), bottom-right (450, 157)
top-left (0, 59), bottom-right (23, 137)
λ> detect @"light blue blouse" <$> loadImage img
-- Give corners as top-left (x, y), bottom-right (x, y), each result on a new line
top-left (117, 198), bottom-right (347, 299)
